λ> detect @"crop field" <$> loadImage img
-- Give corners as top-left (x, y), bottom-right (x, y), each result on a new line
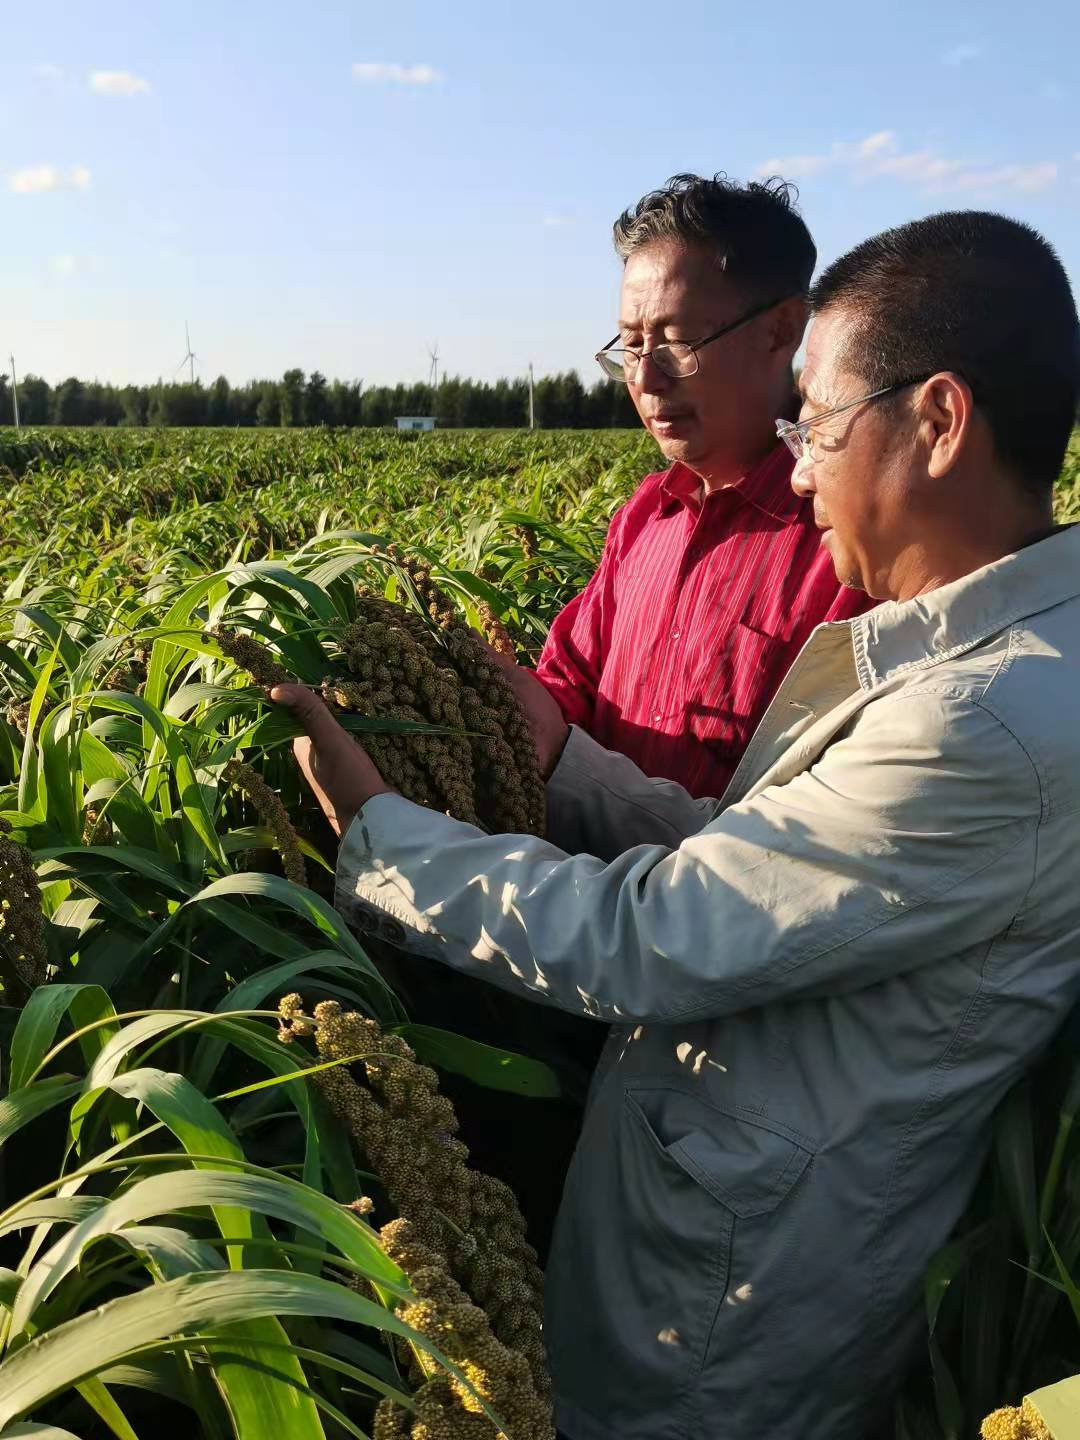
top-left (0, 423), bottom-right (1079, 1439)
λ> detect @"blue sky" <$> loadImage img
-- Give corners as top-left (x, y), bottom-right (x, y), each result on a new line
top-left (2, 0), bottom-right (1077, 387)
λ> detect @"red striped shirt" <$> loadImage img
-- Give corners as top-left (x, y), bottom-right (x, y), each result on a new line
top-left (536, 443), bottom-right (873, 799)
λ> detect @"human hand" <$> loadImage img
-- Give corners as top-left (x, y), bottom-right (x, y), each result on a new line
top-left (270, 684), bottom-right (397, 838)
top-left (485, 649), bottom-right (570, 780)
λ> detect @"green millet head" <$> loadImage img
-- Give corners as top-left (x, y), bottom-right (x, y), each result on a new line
top-left (275, 997), bottom-right (551, 1428)
top-left (223, 760), bottom-right (306, 887)
top-left (0, 818), bottom-right (49, 994)
top-left (208, 627), bottom-right (292, 688)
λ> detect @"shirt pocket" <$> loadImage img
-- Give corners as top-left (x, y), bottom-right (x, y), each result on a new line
top-left (730, 577), bottom-right (810, 647)
top-left (683, 587), bottom-right (808, 751)
top-left (546, 1085), bottom-right (812, 1436)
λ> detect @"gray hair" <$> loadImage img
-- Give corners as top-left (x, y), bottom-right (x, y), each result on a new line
top-left (613, 172), bottom-right (816, 300)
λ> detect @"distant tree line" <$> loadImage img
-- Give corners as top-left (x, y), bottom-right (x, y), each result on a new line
top-left (0, 369), bottom-right (641, 429)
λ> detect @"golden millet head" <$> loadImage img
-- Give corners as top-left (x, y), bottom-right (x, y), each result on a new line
top-left (980, 1400), bottom-right (1051, 1440)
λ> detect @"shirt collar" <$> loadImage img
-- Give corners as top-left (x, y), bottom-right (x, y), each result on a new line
top-left (852, 524), bottom-right (1080, 688)
top-left (657, 443), bottom-right (804, 522)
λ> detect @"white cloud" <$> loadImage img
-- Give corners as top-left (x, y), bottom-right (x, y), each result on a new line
top-left (8, 164), bottom-right (91, 194)
top-left (543, 214), bottom-right (573, 227)
top-left (857, 131), bottom-right (895, 158)
top-left (952, 161), bottom-right (1057, 192)
top-left (943, 42), bottom-right (982, 66)
top-left (351, 62), bottom-right (441, 86)
top-left (757, 152), bottom-right (833, 178)
top-left (756, 131), bottom-right (1057, 196)
top-left (90, 70), bottom-right (151, 96)
top-left (52, 254), bottom-right (77, 276)
top-left (33, 63), bottom-right (63, 83)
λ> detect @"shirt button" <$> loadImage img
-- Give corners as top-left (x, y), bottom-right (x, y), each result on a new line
top-left (671, 630), bottom-right (681, 640)
top-left (653, 712), bottom-right (662, 722)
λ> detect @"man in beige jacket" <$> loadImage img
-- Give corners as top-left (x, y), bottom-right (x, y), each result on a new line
top-left (274, 210), bottom-right (1080, 1438)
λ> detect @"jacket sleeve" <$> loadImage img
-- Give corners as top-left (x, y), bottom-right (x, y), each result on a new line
top-left (545, 726), bottom-right (718, 859)
top-left (335, 694), bottom-right (1042, 1024)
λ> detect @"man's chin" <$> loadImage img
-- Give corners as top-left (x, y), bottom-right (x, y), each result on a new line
top-left (653, 433), bottom-right (699, 466)
top-left (826, 544), bottom-right (865, 592)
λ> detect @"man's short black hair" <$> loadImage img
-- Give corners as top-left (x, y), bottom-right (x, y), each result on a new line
top-left (810, 210), bottom-right (1080, 496)
top-left (613, 173), bottom-right (817, 303)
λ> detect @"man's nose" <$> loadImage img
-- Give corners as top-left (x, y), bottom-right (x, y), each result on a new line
top-left (790, 452), bottom-right (816, 497)
top-left (633, 353), bottom-right (671, 395)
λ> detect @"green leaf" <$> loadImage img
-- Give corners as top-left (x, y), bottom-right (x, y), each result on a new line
top-left (206, 1317), bottom-right (327, 1440)
top-left (960, 1231), bottom-right (1008, 1426)
top-left (76, 1014), bottom-right (198, 1093)
top-left (1045, 1227), bottom-right (1080, 1329)
top-left (78, 733), bottom-right (160, 853)
top-left (995, 1082), bottom-right (1040, 1262)
top-left (10, 1166), bottom-right (406, 1348)
top-left (36, 845), bottom-right (193, 900)
top-left (89, 692), bottom-right (225, 870)
top-left (142, 573), bottom-right (227, 715)
top-left (114, 874), bottom-right (394, 1017)
top-left (9, 985), bottom-right (118, 1091)
top-left (923, 1223), bottom-right (994, 1332)
top-left (96, 1358), bottom-right (190, 1408)
top-left (73, 1376), bottom-right (139, 1440)
top-left (0, 640), bottom-right (42, 691)
top-left (195, 874), bottom-right (381, 971)
top-left (0, 1268), bottom-right (22, 1308)
top-left (3, 1423), bottom-right (87, 1438)
top-left (0, 1078), bottom-right (83, 1147)
top-left (15, 609), bottom-right (81, 675)
top-left (37, 705), bottom-right (81, 847)
top-left (244, 707), bottom-right (463, 751)
top-left (17, 640), bottom-right (59, 821)
top-left (220, 826), bottom-right (332, 873)
top-left (189, 953), bottom-right (369, 1093)
top-left (110, 1225), bottom-right (224, 1280)
top-left (69, 1067), bottom-right (253, 1257)
top-left (225, 563), bottom-right (337, 625)
top-left (170, 874), bottom-right (394, 1012)
top-left (0, 1199), bottom-right (104, 1242)
top-left (928, 1332), bottom-right (963, 1440)
top-left (0, 1269), bottom-right (478, 1432)
top-left (399, 1023), bottom-right (561, 1098)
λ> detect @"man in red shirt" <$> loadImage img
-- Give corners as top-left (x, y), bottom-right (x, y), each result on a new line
top-left (537, 173), bottom-right (871, 798)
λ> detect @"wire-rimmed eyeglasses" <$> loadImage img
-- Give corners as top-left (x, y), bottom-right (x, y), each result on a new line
top-left (775, 376), bottom-right (932, 462)
top-left (596, 295), bottom-right (796, 383)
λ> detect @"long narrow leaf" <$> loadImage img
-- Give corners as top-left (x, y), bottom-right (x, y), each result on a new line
top-left (0, 1269), bottom-right (486, 1433)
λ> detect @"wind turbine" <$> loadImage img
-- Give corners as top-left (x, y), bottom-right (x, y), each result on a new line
top-left (427, 341), bottom-right (439, 396)
top-left (176, 323), bottom-right (198, 384)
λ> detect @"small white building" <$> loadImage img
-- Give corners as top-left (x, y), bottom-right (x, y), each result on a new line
top-left (395, 415), bottom-right (436, 432)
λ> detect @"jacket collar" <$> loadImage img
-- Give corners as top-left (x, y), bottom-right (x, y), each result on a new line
top-left (851, 525), bottom-right (1080, 689)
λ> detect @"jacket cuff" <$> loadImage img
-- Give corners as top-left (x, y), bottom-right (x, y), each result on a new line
top-left (333, 793), bottom-right (459, 953)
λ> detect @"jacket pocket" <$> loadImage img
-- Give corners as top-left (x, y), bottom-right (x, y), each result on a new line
top-left (546, 1085), bottom-right (812, 1437)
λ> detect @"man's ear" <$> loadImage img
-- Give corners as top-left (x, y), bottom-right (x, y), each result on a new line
top-left (768, 297), bottom-right (809, 360)
top-left (921, 372), bottom-right (974, 480)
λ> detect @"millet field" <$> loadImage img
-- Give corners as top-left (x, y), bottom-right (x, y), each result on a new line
top-left (1, 424), bottom-right (1079, 1440)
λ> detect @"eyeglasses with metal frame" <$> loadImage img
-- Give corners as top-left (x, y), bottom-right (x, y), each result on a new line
top-left (775, 376), bottom-right (932, 462)
top-left (595, 294), bottom-right (796, 383)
